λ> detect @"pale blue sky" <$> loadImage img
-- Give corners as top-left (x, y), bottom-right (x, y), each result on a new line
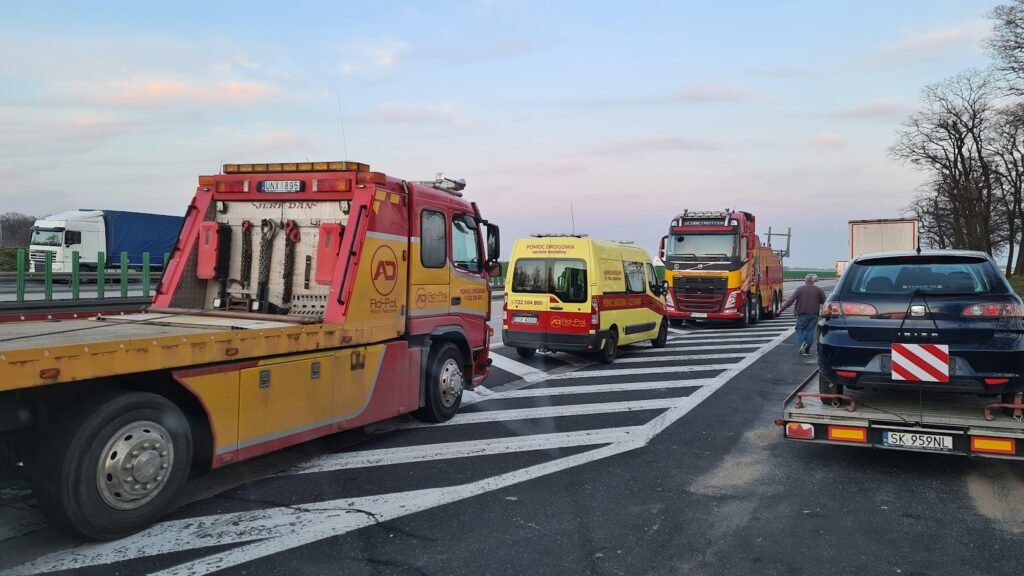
top-left (0, 0), bottom-right (1002, 266)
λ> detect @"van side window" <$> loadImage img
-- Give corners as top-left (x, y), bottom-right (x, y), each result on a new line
top-left (421, 210), bottom-right (446, 268)
top-left (624, 261), bottom-right (646, 294)
top-left (644, 263), bottom-right (658, 290)
top-left (452, 216), bottom-right (481, 273)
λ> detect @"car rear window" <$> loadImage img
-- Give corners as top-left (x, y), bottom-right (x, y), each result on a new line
top-left (843, 256), bottom-right (1005, 295)
top-left (511, 258), bottom-right (588, 303)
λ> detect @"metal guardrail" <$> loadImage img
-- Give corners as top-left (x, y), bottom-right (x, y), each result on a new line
top-left (1, 249), bottom-right (168, 303)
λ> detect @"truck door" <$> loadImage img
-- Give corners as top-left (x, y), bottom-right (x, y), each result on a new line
top-left (409, 205), bottom-right (451, 319)
top-left (450, 213), bottom-right (489, 346)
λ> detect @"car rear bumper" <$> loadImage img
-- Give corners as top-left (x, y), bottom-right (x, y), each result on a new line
top-left (820, 333), bottom-right (1024, 394)
top-left (503, 329), bottom-right (611, 353)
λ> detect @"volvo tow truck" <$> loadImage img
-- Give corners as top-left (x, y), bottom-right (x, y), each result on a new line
top-left (659, 209), bottom-right (785, 327)
top-left (0, 161), bottom-right (501, 540)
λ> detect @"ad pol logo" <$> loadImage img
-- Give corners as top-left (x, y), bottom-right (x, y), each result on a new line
top-left (371, 245), bottom-right (399, 296)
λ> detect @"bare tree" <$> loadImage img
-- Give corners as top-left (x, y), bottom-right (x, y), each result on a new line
top-left (988, 0), bottom-right (1024, 89)
top-left (890, 70), bottom-right (1006, 254)
top-left (0, 212), bottom-right (37, 247)
top-left (987, 102), bottom-right (1024, 275)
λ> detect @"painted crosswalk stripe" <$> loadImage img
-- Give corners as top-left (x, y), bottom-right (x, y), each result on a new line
top-left (669, 325), bottom-right (792, 335)
top-left (280, 427), bottom-right (640, 475)
top-left (549, 363), bottom-right (735, 379)
top-left (404, 398), bottom-right (682, 427)
top-left (621, 343), bottom-right (763, 354)
top-left (498, 378), bottom-right (714, 397)
top-left (613, 353), bottom-right (749, 363)
top-left (669, 329), bottom-right (789, 339)
top-left (665, 337), bottom-right (775, 346)
top-left (488, 353), bottom-right (549, 383)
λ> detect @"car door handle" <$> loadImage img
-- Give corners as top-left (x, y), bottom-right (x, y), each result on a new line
top-left (451, 297), bottom-right (461, 305)
top-left (550, 306), bottom-right (563, 310)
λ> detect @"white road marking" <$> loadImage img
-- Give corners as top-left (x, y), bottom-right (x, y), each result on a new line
top-left (613, 353), bottom-right (750, 363)
top-left (280, 427), bottom-right (640, 475)
top-left (665, 336), bottom-right (775, 346)
top-left (497, 378), bottom-right (712, 398)
top-left (9, 324), bottom-right (795, 575)
top-left (668, 328), bottom-right (789, 339)
top-left (488, 353), bottom-right (548, 383)
top-left (548, 364), bottom-right (733, 379)
top-left (406, 398), bottom-right (683, 427)
top-left (620, 343), bottom-right (763, 354)
top-left (669, 325), bottom-right (791, 335)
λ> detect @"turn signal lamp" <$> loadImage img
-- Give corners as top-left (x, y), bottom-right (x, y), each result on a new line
top-left (223, 161), bottom-right (370, 174)
top-left (785, 422), bottom-right (814, 440)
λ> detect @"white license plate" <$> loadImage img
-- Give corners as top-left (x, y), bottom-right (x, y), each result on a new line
top-left (260, 180), bottom-right (302, 193)
top-left (513, 315), bottom-right (538, 325)
top-left (690, 312), bottom-right (708, 318)
top-left (882, 431), bottom-right (953, 451)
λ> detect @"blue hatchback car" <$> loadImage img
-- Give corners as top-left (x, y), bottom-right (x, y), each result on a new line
top-left (818, 251), bottom-right (1024, 401)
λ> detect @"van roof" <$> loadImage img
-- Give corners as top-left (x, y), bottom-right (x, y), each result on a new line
top-left (512, 236), bottom-right (654, 262)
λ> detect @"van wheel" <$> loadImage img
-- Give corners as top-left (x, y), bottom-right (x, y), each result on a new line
top-left (516, 347), bottom-right (536, 359)
top-left (651, 320), bottom-right (668, 348)
top-left (33, 391), bottom-right (192, 540)
top-left (414, 343), bottom-right (464, 423)
top-left (598, 330), bottom-right (618, 364)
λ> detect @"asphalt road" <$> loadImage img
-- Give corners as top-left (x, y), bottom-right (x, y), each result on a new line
top-left (4, 279), bottom-right (1024, 575)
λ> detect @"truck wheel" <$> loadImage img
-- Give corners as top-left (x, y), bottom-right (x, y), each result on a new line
top-left (414, 343), bottom-right (464, 423)
top-left (651, 320), bottom-right (669, 348)
top-left (516, 347), bottom-right (536, 359)
top-left (33, 391), bottom-right (192, 540)
top-left (818, 373), bottom-right (844, 397)
top-left (598, 330), bottom-right (619, 364)
top-left (737, 298), bottom-right (751, 328)
top-left (763, 293), bottom-right (776, 320)
top-left (751, 295), bottom-right (761, 325)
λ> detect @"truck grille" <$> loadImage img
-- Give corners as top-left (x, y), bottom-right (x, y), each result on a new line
top-left (29, 250), bottom-right (50, 263)
top-left (673, 276), bottom-right (728, 312)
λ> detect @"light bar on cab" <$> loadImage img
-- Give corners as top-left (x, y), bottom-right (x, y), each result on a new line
top-left (223, 161), bottom-right (370, 174)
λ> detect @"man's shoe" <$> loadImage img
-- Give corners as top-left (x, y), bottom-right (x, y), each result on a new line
top-left (798, 343), bottom-right (808, 355)
top-left (801, 350), bottom-right (811, 357)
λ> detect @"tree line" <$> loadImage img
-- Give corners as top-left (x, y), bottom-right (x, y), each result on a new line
top-left (893, 0), bottom-right (1024, 276)
top-left (0, 212), bottom-right (37, 247)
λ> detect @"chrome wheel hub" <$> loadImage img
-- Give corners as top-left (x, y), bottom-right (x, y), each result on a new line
top-left (438, 358), bottom-right (463, 408)
top-left (97, 421), bottom-right (173, 510)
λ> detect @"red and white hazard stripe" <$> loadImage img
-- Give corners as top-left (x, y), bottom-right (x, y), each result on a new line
top-left (891, 343), bottom-right (950, 383)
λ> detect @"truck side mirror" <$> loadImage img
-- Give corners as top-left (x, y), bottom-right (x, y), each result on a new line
top-left (486, 224), bottom-right (500, 261)
top-left (659, 236), bottom-right (667, 260)
top-left (486, 260), bottom-right (502, 278)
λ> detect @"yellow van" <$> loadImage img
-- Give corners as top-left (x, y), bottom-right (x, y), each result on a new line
top-left (502, 235), bottom-right (668, 363)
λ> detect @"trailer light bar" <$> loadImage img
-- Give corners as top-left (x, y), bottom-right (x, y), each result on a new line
top-left (785, 422), bottom-right (814, 440)
top-left (970, 436), bottom-right (1016, 455)
top-left (312, 178), bottom-right (351, 192)
top-left (223, 161), bottom-right (370, 174)
top-left (827, 425), bottom-right (867, 443)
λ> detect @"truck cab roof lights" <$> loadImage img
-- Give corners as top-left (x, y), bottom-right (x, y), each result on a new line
top-left (530, 233), bottom-right (589, 238)
top-left (222, 161), bottom-right (370, 174)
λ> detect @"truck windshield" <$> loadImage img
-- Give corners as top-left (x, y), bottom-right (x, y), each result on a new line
top-left (667, 234), bottom-right (737, 260)
top-left (511, 258), bottom-right (588, 303)
top-left (31, 229), bottom-right (64, 247)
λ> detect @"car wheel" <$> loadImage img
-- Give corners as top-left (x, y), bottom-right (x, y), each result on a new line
top-left (818, 373), bottom-right (843, 397)
top-left (414, 343), bottom-right (464, 423)
top-left (33, 391), bottom-right (192, 540)
top-left (651, 320), bottom-right (668, 348)
top-left (515, 347), bottom-right (536, 359)
top-left (598, 329), bottom-right (618, 364)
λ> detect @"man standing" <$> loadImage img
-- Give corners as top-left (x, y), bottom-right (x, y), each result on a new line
top-left (778, 273), bottom-right (827, 356)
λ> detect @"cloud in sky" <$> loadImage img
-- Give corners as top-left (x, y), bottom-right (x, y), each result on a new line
top-left (366, 103), bottom-right (467, 127)
top-left (808, 133), bottom-right (849, 150)
top-left (589, 83), bottom-right (759, 107)
top-left (342, 40), bottom-right (409, 74)
top-left (593, 136), bottom-right (720, 155)
top-left (834, 99), bottom-right (913, 121)
top-left (881, 19), bottom-right (991, 59)
top-left (62, 76), bottom-right (277, 107)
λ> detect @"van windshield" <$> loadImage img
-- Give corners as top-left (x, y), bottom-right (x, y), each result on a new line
top-left (511, 258), bottom-right (588, 303)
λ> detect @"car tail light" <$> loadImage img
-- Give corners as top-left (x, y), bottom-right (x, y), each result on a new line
top-left (962, 303), bottom-right (1024, 318)
top-left (591, 297), bottom-right (600, 327)
top-left (835, 370), bottom-right (858, 378)
top-left (785, 422), bottom-right (814, 440)
top-left (503, 294), bottom-right (508, 322)
top-left (984, 378), bottom-right (1010, 385)
top-left (825, 301), bottom-right (877, 317)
